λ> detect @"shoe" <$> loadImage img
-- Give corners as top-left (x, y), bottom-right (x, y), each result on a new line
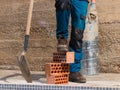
top-left (69, 72), bottom-right (86, 83)
top-left (57, 37), bottom-right (68, 52)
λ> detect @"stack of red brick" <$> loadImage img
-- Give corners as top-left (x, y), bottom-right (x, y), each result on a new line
top-left (45, 52), bottom-right (74, 84)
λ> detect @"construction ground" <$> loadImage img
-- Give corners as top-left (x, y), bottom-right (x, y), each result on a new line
top-left (0, 0), bottom-right (120, 89)
top-left (0, 70), bottom-right (120, 88)
top-left (0, 0), bottom-right (120, 73)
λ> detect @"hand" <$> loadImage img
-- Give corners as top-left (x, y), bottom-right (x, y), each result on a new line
top-left (91, 0), bottom-right (96, 3)
top-left (88, 0), bottom-right (96, 3)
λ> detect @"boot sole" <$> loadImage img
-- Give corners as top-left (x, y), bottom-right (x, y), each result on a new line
top-left (57, 45), bottom-right (68, 52)
top-left (69, 79), bottom-right (86, 83)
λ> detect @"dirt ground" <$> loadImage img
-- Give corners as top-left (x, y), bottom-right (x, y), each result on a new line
top-left (0, 0), bottom-right (120, 73)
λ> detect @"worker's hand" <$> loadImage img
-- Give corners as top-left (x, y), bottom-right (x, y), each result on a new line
top-left (92, 0), bottom-right (96, 3)
top-left (88, 0), bottom-right (96, 3)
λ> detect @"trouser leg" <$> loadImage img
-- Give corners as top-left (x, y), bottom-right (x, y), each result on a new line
top-left (55, 0), bottom-right (71, 51)
top-left (69, 0), bottom-right (88, 72)
top-left (55, 0), bottom-right (71, 39)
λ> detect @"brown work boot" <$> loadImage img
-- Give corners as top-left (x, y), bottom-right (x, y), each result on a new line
top-left (69, 72), bottom-right (86, 83)
top-left (57, 38), bottom-right (68, 52)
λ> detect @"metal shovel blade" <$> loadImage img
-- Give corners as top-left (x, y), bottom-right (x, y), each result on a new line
top-left (18, 55), bottom-right (32, 83)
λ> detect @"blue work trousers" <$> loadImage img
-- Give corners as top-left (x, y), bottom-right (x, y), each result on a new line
top-left (56, 0), bottom-right (88, 72)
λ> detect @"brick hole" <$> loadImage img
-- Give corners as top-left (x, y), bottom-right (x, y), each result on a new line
top-left (51, 71), bottom-right (54, 73)
top-left (59, 67), bottom-right (62, 69)
top-left (64, 81), bottom-right (66, 84)
top-left (56, 67), bottom-right (58, 70)
top-left (61, 64), bottom-right (64, 67)
top-left (54, 64), bottom-right (57, 67)
top-left (54, 71), bottom-right (56, 73)
top-left (52, 67), bottom-right (55, 70)
top-left (65, 66), bottom-right (67, 69)
top-left (62, 67), bottom-right (64, 70)
top-left (60, 71), bottom-right (63, 73)
top-left (61, 81), bottom-right (64, 84)
top-left (51, 64), bottom-right (54, 67)
top-left (64, 64), bottom-right (67, 67)
top-left (59, 57), bottom-right (62, 59)
top-left (59, 82), bottom-right (62, 84)
top-left (55, 82), bottom-right (58, 84)
top-left (65, 81), bottom-right (67, 83)
top-left (56, 79), bottom-right (58, 81)
top-left (65, 67), bottom-right (68, 70)
top-left (58, 64), bottom-right (60, 67)
top-left (58, 56), bottom-right (60, 58)
top-left (59, 71), bottom-right (62, 73)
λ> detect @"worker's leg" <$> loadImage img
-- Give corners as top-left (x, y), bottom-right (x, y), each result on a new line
top-left (56, 10), bottom-right (70, 39)
top-left (55, 0), bottom-right (71, 51)
top-left (69, 0), bottom-right (88, 83)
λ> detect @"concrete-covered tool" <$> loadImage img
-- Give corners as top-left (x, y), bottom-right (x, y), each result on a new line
top-left (18, 0), bottom-right (34, 83)
top-left (81, 0), bottom-right (99, 76)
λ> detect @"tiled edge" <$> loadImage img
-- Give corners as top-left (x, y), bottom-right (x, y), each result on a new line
top-left (0, 84), bottom-right (120, 90)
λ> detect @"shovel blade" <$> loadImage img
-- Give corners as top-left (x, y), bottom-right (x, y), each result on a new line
top-left (18, 55), bottom-right (32, 83)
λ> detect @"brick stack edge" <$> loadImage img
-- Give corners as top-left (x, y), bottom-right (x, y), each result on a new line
top-left (45, 52), bottom-right (74, 84)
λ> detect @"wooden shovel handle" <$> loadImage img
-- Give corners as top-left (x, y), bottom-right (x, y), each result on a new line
top-left (26, 0), bottom-right (34, 35)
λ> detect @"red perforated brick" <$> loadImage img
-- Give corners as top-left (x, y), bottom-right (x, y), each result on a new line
top-left (45, 63), bottom-right (69, 75)
top-left (46, 74), bottom-right (69, 84)
top-left (53, 52), bottom-right (74, 63)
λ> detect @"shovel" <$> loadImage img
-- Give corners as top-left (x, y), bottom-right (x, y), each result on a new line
top-left (18, 0), bottom-right (34, 83)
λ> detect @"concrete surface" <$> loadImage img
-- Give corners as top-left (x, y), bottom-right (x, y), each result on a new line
top-left (0, 70), bottom-right (120, 88)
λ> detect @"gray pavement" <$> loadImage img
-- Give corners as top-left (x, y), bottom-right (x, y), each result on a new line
top-left (0, 70), bottom-right (120, 88)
